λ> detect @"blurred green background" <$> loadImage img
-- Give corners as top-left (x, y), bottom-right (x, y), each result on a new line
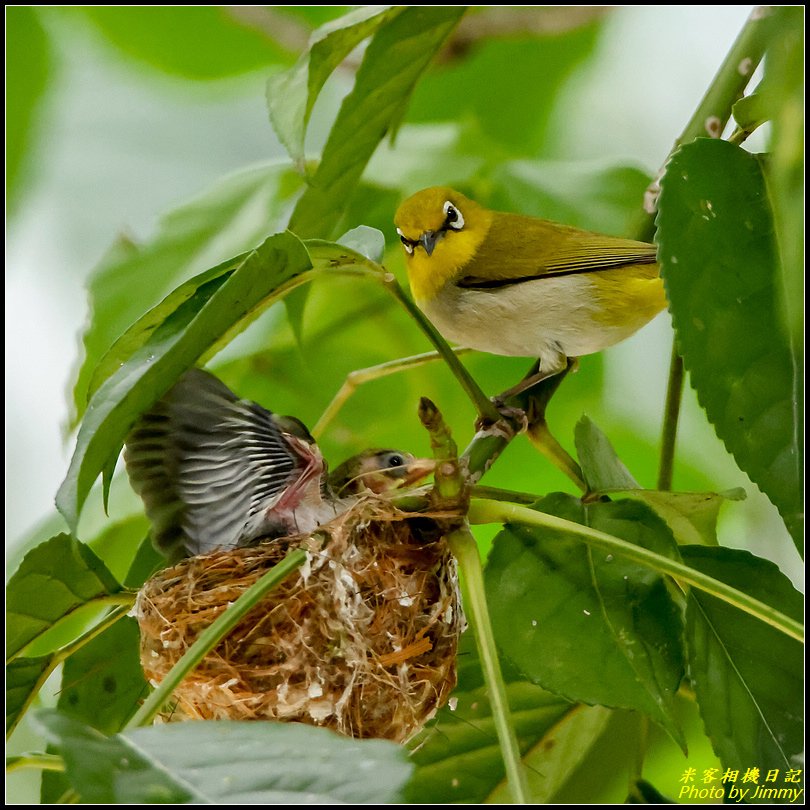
top-left (6, 6), bottom-right (800, 803)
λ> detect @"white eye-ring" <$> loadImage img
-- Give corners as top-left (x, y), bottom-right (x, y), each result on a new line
top-left (397, 227), bottom-right (414, 255)
top-left (443, 200), bottom-right (464, 230)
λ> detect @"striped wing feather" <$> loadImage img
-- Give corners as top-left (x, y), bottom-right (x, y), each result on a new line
top-left (124, 369), bottom-right (299, 557)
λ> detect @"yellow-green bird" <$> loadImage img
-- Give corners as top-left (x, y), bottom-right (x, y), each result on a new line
top-left (125, 369), bottom-right (433, 559)
top-left (394, 186), bottom-right (665, 389)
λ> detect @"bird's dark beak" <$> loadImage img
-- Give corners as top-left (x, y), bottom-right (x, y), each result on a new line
top-left (419, 230), bottom-right (439, 256)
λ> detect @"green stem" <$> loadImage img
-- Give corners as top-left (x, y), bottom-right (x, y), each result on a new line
top-left (641, 6), bottom-right (772, 239)
top-left (526, 420), bottom-right (587, 492)
top-left (127, 549), bottom-right (307, 729)
top-left (6, 604), bottom-right (132, 740)
top-left (675, 7), bottom-right (771, 147)
top-left (448, 527), bottom-right (531, 804)
top-left (468, 499), bottom-right (804, 644)
top-left (382, 274), bottom-right (500, 423)
top-left (470, 485), bottom-right (540, 505)
top-left (418, 396), bottom-right (465, 504)
top-left (6, 753), bottom-right (65, 774)
top-left (631, 715), bottom-right (650, 789)
top-left (657, 348), bottom-right (684, 491)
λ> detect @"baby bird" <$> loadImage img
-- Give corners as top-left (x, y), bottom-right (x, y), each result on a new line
top-left (124, 369), bottom-right (432, 558)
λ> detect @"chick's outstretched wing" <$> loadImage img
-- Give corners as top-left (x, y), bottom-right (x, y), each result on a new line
top-left (125, 369), bottom-right (300, 556)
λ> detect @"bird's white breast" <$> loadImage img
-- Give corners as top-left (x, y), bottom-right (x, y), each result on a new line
top-left (417, 276), bottom-right (647, 369)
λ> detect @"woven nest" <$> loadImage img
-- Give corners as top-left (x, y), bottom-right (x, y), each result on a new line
top-left (136, 497), bottom-right (463, 742)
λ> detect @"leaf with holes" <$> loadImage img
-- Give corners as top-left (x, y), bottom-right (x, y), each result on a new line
top-left (656, 139), bottom-right (802, 551)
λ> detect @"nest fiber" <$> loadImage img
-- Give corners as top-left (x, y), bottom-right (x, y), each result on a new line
top-left (137, 497), bottom-right (462, 741)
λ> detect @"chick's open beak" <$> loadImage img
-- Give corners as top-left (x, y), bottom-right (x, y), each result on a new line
top-left (400, 457), bottom-right (435, 487)
top-left (419, 230), bottom-right (439, 256)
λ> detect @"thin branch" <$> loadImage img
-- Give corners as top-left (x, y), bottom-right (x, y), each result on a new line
top-left (657, 348), bottom-right (684, 490)
top-left (382, 274), bottom-right (500, 423)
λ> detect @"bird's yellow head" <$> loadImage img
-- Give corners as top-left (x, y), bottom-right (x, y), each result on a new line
top-left (394, 186), bottom-right (494, 303)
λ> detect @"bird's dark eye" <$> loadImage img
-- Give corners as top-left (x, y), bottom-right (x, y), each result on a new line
top-left (386, 454), bottom-right (404, 469)
top-left (442, 200), bottom-right (465, 230)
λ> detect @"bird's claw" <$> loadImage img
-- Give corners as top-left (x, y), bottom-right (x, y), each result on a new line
top-left (475, 402), bottom-right (528, 435)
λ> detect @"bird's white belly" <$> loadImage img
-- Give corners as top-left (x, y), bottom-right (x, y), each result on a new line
top-left (417, 276), bottom-right (641, 368)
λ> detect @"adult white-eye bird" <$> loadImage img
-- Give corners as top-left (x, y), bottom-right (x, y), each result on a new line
top-left (124, 369), bottom-right (433, 559)
top-left (394, 186), bottom-right (665, 392)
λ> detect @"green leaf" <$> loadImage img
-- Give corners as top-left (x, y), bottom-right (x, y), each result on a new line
top-left (625, 489), bottom-right (744, 547)
top-left (573, 417), bottom-right (742, 545)
top-left (364, 121), bottom-right (488, 196)
top-left (490, 159), bottom-right (652, 237)
top-left (72, 163), bottom-right (301, 426)
top-left (57, 231), bottom-right (313, 531)
top-left (656, 139), bottom-right (802, 551)
top-left (7, 656), bottom-right (53, 736)
top-left (123, 535), bottom-right (165, 590)
top-left (337, 225), bottom-right (386, 263)
top-left (85, 253), bottom-right (244, 409)
top-left (288, 7), bottom-right (465, 240)
top-left (408, 15), bottom-right (603, 156)
top-left (80, 7), bottom-right (290, 79)
top-left (485, 494), bottom-right (685, 746)
top-left (56, 618), bottom-right (147, 734)
top-left (266, 6), bottom-right (401, 166)
top-left (732, 91), bottom-right (769, 132)
top-left (86, 514), bottom-right (152, 585)
top-left (575, 414), bottom-right (640, 491)
top-left (683, 546), bottom-right (803, 775)
top-left (489, 703), bottom-right (612, 803)
top-left (6, 6), bottom-right (51, 215)
top-left (6, 534), bottom-right (122, 661)
top-left (283, 6), bottom-right (463, 340)
top-left (37, 712), bottom-right (413, 804)
top-left (406, 635), bottom-right (610, 803)
top-left (41, 618), bottom-right (147, 802)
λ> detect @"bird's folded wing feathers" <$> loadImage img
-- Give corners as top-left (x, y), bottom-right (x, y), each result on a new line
top-left (124, 368), bottom-right (298, 556)
top-left (457, 212), bottom-right (657, 289)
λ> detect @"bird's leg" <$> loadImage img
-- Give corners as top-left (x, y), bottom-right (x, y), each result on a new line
top-left (493, 356), bottom-right (576, 406)
top-left (522, 359), bottom-right (586, 492)
top-left (476, 357), bottom-right (586, 492)
top-left (312, 347), bottom-right (473, 439)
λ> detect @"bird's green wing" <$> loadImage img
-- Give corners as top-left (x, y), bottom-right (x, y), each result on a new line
top-left (457, 212), bottom-right (657, 288)
top-left (124, 369), bottom-right (299, 557)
